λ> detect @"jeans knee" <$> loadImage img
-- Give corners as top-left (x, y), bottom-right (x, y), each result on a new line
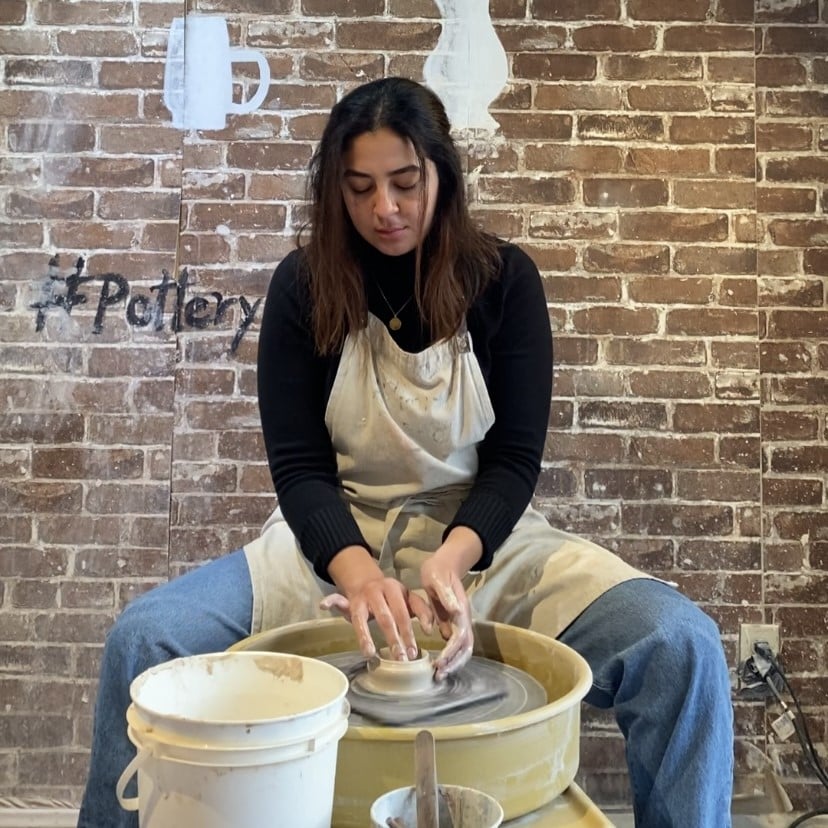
top-left (645, 601), bottom-right (727, 685)
top-left (102, 595), bottom-right (172, 671)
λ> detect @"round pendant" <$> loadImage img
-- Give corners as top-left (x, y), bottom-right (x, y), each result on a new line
top-left (389, 317), bottom-right (402, 331)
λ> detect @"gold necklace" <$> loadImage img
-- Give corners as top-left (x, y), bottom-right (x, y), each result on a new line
top-left (374, 282), bottom-right (414, 331)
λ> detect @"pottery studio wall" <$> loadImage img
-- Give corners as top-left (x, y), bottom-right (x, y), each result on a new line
top-left (0, 0), bottom-right (826, 813)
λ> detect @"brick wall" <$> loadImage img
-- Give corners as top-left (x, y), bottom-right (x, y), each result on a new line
top-left (0, 0), bottom-right (825, 812)
top-left (755, 2), bottom-right (828, 809)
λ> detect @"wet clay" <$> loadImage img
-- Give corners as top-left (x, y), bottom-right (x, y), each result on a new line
top-left (319, 650), bottom-right (546, 727)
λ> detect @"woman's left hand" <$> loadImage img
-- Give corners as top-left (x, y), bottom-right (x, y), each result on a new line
top-left (419, 526), bottom-right (482, 680)
top-left (419, 561), bottom-right (472, 680)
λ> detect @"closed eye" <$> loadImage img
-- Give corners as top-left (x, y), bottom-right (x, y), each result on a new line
top-left (343, 165), bottom-right (422, 195)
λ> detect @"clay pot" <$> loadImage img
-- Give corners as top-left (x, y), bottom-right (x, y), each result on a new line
top-left (357, 648), bottom-right (435, 696)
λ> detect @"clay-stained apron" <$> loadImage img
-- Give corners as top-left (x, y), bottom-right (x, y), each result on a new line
top-left (245, 313), bottom-right (653, 637)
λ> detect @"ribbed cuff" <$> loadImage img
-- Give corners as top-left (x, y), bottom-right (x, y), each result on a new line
top-left (444, 489), bottom-right (515, 570)
top-left (301, 504), bottom-right (370, 583)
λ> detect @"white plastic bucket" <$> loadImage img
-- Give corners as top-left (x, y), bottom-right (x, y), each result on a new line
top-left (116, 651), bottom-right (350, 828)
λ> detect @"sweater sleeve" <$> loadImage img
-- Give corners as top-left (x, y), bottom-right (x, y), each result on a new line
top-left (445, 244), bottom-right (553, 568)
top-left (257, 250), bottom-right (369, 581)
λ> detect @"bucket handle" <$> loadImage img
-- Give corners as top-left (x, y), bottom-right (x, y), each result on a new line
top-left (116, 748), bottom-right (149, 812)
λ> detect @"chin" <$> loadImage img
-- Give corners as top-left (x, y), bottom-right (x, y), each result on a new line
top-left (370, 236), bottom-right (417, 256)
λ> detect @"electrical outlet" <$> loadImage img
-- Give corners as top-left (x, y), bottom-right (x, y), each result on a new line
top-left (739, 623), bottom-right (781, 669)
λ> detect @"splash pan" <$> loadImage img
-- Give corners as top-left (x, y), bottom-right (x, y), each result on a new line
top-left (321, 650), bottom-right (546, 726)
top-left (231, 618), bottom-right (592, 827)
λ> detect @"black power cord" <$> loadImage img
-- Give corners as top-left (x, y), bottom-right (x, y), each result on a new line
top-left (748, 642), bottom-right (828, 827)
top-left (788, 809), bottom-right (828, 827)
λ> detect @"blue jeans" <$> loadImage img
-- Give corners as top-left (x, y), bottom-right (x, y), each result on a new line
top-left (77, 552), bottom-right (733, 828)
top-left (558, 579), bottom-right (733, 827)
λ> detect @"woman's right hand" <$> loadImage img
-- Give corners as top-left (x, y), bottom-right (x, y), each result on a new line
top-left (322, 546), bottom-right (434, 661)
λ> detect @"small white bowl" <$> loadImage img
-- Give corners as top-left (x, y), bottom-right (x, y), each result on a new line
top-left (370, 783), bottom-right (504, 828)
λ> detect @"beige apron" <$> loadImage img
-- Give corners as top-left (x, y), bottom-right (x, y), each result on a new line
top-left (244, 314), bottom-right (650, 637)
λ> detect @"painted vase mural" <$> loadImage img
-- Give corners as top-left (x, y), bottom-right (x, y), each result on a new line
top-left (424, 0), bottom-right (508, 132)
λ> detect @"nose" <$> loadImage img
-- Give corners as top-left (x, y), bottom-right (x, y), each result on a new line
top-left (373, 185), bottom-right (399, 219)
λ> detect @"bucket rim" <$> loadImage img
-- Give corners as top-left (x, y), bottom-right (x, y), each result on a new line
top-left (129, 651), bottom-right (349, 728)
top-left (126, 699), bottom-right (351, 751)
top-left (126, 716), bottom-right (349, 768)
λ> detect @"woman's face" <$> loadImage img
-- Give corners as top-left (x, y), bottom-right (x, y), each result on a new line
top-left (341, 127), bottom-right (439, 257)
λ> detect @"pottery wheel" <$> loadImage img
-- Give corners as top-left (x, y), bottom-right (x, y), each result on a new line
top-left (318, 651), bottom-right (547, 727)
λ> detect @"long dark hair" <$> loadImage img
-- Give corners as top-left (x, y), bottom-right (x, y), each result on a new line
top-left (300, 77), bottom-right (501, 355)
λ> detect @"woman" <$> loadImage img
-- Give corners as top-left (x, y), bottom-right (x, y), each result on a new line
top-left (78, 77), bottom-right (733, 828)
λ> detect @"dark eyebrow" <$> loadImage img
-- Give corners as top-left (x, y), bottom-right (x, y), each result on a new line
top-left (343, 164), bottom-right (421, 179)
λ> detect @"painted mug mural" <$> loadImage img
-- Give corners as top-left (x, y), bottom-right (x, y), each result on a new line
top-left (163, 15), bottom-right (271, 130)
top-left (161, 10), bottom-right (507, 133)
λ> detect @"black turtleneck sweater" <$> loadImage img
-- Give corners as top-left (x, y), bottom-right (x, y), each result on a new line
top-left (256, 240), bottom-right (553, 582)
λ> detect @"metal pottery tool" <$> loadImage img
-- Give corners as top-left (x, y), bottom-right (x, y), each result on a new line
top-left (413, 730), bottom-right (455, 827)
top-left (415, 730), bottom-right (439, 828)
